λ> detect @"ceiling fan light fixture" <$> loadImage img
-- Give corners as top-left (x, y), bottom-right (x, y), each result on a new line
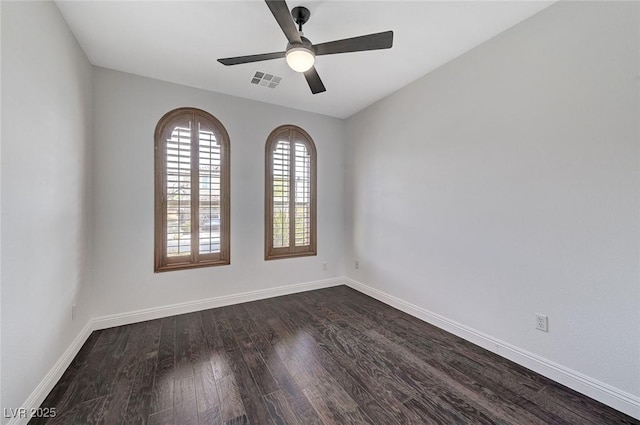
top-left (285, 47), bottom-right (315, 72)
top-left (216, 1), bottom-right (394, 94)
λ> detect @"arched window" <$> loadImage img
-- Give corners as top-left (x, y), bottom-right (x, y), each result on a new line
top-left (154, 108), bottom-right (230, 272)
top-left (265, 125), bottom-right (317, 260)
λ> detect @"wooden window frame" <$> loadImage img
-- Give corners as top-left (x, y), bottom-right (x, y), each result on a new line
top-left (154, 107), bottom-right (230, 272)
top-left (265, 125), bottom-right (317, 260)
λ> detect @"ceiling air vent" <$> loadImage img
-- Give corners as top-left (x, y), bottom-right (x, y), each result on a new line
top-left (251, 71), bottom-right (282, 89)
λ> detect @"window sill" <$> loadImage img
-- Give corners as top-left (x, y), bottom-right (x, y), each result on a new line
top-left (265, 251), bottom-right (317, 261)
top-left (154, 259), bottom-right (230, 273)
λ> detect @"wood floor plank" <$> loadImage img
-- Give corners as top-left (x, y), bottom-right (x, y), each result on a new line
top-left (540, 381), bottom-right (640, 425)
top-left (174, 314), bottom-right (193, 379)
top-left (263, 390), bottom-right (302, 425)
top-left (32, 286), bottom-right (640, 425)
top-left (122, 355), bottom-right (157, 425)
top-left (97, 322), bottom-right (151, 425)
top-left (214, 311), bottom-right (239, 352)
top-left (39, 406), bottom-right (78, 425)
top-left (200, 309), bottom-right (233, 380)
top-left (225, 348), bottom-right (275, 425)
top-left (29, 333), bottom-right (101, 425)
top-left (278, 297), bottom-right (450, 425)
top-left (194, 366), bottom-right (221, 425)
top-left (248, 331), bottom-right (324, 425)
top-left (257, 301), bottom-right (380, 425)
top-left (403, 396), bottom-right (474, 425)
top-left (142, 319), bottom-right (164, 358)
top-left (262, 316), bottom-right (330, 389)
top-left (45, 396), bottom-right (107, 425)
top-left (75, 396), bottom-right (108, 425)
top-left (187, 313), bottom-right (222, 425)
top-left (243, 300), bottom-right (280, 345)
top-left (216, 374), bottom-right (246, 423)
top-left (226, 304), bottom-right (280, 396)
top-left (272, 297), bottom-right (415, 401)
top-left (223, 415), bottom-right (249, 425)
top-left (151, 317), bottom-right (176, 415)
top-left (230, 302), bottom-right (262, 337)
top-left (94, 326), bottom-right (121, 346)
top-left (302, 381), bottom-right (373, 425)
top-left (54, 342), bottom-right (110, 410)
top-left (186, 312), bottom-right (207, 366)
top-left (200, 309), bottom-right (224, 350)
top-left (96, 325), bottom-right (132, 398)
top-left (148, 409), bottom-right (174, 425)
top-left (174, 377), bottom-right (198, 425)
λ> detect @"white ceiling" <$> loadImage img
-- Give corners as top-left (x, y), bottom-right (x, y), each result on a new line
top-left (55, 0), bottom-right (554, 119)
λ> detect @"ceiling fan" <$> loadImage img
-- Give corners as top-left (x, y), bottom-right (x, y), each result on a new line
top-left (217, 0), bottom-right (394, 94)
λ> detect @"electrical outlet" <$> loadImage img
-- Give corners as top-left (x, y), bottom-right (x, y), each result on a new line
top-left (535, 314), bottom-right (548, 332)
top-left (355, 260), bottom-right (359, 270)
top-left (72, 304), bottom-right (77, 321)
top-left (322, 262), bottom-right (327, 271)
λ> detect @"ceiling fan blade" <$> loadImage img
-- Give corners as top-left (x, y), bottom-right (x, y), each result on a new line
top-left (304, 66), bottom-right (326, 94)
top-left (217, 51), bottom-right (285, 66)
top-left (265, 0), bottom-right (302, 44)
top-left (314, 31), bottom-right (394, 56)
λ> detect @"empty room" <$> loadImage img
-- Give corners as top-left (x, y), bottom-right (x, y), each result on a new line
top-left (1, 0), bottom-right (639, 424)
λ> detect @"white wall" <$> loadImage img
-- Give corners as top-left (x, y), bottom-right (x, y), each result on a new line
top-left (89, 68), bottom-right (345, 319)
top-left (1, 1), bottom-right (94, 422)
top-left (346, 0), bottom-right (639, 402)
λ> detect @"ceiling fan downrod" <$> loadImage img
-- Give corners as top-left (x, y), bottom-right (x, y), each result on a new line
top-left (291, 6), bottom-right (310, 32)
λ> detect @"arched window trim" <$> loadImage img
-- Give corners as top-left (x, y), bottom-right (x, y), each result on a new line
top-left (154, 107), bottom-right (230, 272)
top-left (265, 124), bottom-right (317, 260)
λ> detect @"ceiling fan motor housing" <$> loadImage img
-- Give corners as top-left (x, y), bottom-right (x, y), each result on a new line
top-left (287, 36), bottom-right (315, 54)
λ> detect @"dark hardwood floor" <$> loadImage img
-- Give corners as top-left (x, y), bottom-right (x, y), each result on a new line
top-left (31, 286), bottom-right (638, 424)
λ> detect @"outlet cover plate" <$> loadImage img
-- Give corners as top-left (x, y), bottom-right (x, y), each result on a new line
top-left (535, 313), bottom-right (548, 332)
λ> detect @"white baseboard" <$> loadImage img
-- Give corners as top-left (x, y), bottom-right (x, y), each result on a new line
top-left (8, 277), bottom-right (344, 425)
top-left (6, 321), bottom-right (94, 425)
top-left (344, 277), bottom-right (640, 420)
top-left (92, 277), bottom-right (344, 330)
